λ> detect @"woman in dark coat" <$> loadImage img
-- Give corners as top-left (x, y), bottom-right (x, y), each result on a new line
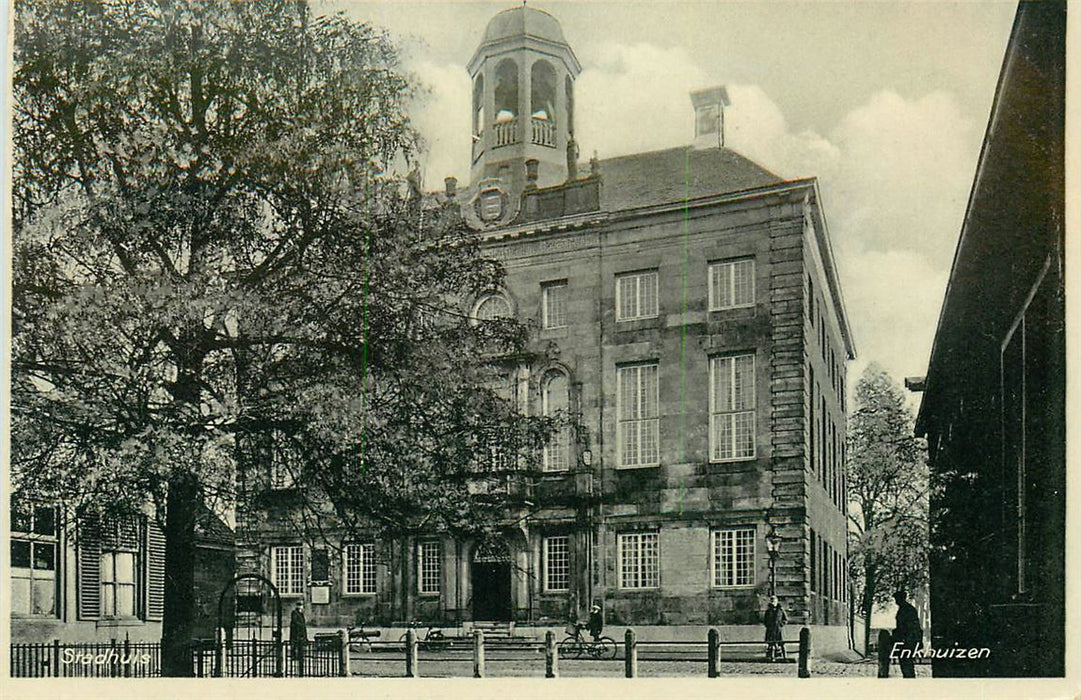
top-left (764, 595), bottom-right (788, 661)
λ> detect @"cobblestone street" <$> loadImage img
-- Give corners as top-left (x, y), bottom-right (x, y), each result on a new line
top-left (349, 650), bottom-right (881, 678)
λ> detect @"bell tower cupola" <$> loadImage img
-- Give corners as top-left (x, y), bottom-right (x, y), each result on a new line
top-left (468, 5), bottom-right (581, 197)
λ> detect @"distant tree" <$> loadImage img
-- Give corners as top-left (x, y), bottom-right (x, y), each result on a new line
top-left (845, 364), bottom-right (929, 653)
top-left (11, 0), bottom-right (554, 675)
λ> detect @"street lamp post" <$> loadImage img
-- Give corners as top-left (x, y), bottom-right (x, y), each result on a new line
top-left (765, 528), bottom-right (781, 597)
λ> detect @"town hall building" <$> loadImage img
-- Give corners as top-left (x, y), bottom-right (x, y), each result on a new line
top-left (239, 5), bottom-right (855, 646)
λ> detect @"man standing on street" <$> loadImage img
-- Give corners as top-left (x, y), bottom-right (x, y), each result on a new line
top-left (290, 600), bottom-right (308, 675)
top-left (892, 590), bottom-right (923, 678)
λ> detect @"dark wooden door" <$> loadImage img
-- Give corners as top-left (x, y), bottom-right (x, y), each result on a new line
top-left (471, 562), bottom-right (511, 620)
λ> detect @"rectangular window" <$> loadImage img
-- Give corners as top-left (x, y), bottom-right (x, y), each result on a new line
top-left (709, 258), bottom-right (755, 310)
top-left (100, 551), bottom-right (137, 618)
top-left (618, 532), bottom-right (659, 589)
top-left (542, 281), bottom-right (568, 329)
top-left (11, 506), bottom-right (58, 617)
top-left (418, 541), bottom-right (441, 595)
top-left (543, 536), bottom-right (570, 592)
top-left (344, 543), bottom-right (377, 595)
top-left (617, 363), bottom-right (660, 467)
top-left (616, 270), bottom-right (658, 321)
top-left (272, 545), bottom-right (305, 597)
top-left (809, 529), bottom-right (817, 593)
top-left (710, 354), bottom-right (756, 461)
top-left (712, 528), bottom-right (756, 587)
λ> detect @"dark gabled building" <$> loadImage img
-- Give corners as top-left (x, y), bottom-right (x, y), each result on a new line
top-left (914, 0), bottom-right (1065, 677)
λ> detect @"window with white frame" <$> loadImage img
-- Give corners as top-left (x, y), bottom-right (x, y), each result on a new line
top-left (418, 541), bottom-right (441, 595)
top-left (100, 551), bottom-right (137, 617)
top-left (710, 354), bottom-right (756, 461)
top-left (709, 258), bottom-right (755, 310)
top-left (616, 270), bottom-right (658, 321)
top-left (617, 363), bottom-right (660, 467)
top-left (712, 527), bottom-right (755, 587)
top-left (542, 281), bottom-right (568, 329)
top-left (344, 543), bottom-right (377, 595)
top-left (542, 371), bottom-right (571, 472)
top-left (99, 517), bottom-right (140, 618)
top-left (10, 506), bottom-right (58, 617)
top-left (618, 532), bottom-right (659, 589)
top-left (272, 545), bottom-right (305, 596)
top-left (474, 294), bottom-right (512, 322)
top-left (543, 536), bottom-right (570, 592)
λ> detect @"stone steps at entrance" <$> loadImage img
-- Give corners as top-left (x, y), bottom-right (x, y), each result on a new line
top-left (468, 620), bottom-right (519, 639)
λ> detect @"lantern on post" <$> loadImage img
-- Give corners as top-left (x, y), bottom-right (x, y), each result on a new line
top-left (765, 527), bottom-right (781, 597)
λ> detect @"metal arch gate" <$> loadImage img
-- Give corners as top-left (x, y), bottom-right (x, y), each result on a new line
top-left (214, 573), bottom-right (284, 677)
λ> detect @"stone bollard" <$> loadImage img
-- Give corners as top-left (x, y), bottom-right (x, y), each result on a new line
top-left (545, 631), bottom-right (559, 678)
top-left (473, 628), bottom-right (485, 678)
top-left (338, 629), bottom-right (350, 677)
top-left (405, 629), bottom-right (419, 678)
top-left (707, 628), bottom-right (721, 678)
top-left (624, 629), bottom-right (637, 678)
top-left (877, 630), bottom-right (892, 678)
top-left (798, 627), bottom-right (812, 678)
top-left (214, 628), bottom-right (225, 678)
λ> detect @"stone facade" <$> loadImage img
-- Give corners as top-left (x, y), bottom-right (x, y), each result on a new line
top-left (235, 5), bottom-right (855, 640)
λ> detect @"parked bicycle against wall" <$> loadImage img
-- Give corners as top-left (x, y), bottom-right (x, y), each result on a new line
top-left (558, 622), bottom-right (617, 660)
top-left (345, 625), bottom-right (381, 653)
top-left (398, 621), bottom-right (447, 651)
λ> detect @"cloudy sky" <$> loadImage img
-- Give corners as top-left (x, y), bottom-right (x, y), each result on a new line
top-left (320, 0), bottom-right (1018, 396)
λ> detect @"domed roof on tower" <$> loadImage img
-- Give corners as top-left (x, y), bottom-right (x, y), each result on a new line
top-left (481, 5), bottom-right (568, 46)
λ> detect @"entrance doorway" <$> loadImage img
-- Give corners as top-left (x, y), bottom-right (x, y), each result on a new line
top-left (471, 539), bottom-right (512, 620)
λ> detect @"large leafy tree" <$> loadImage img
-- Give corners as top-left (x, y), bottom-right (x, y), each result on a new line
top-left (12, 0), bottom-right (552, 675)
top-left (845, 364), bottom-right (929, 653)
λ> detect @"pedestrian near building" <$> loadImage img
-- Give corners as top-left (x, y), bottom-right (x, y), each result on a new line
top-left (290, 601), bottom-right (308, 667)
top-left (892, 591), bottom-right (923, 678)
top-left (764, 595), bottom-right (788, 661)
top-left (587, 603), bottom-right (603, 641)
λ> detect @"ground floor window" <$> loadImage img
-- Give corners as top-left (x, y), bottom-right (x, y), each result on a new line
top-left (344, 543), bottom-right (377, 595)
top-left (543, 536), bottom-right (570, 592)
top-left (711, 527), bottom-right (755, 587)
top-left (272, 545), bottom-right (305, 596)
top-left (11, 506), bottom-right (58, 616)
top-left (418, 541), bottom-right (441, 595)
top-left (618, 531), bottom-right (659, 589)
top-left (100, 551), bottom-right (137, 617)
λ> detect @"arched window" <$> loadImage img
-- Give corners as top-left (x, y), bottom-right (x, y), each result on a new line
top-left (472, 74), bottom-right (485, 136)
top-left (530, 60), bottom-right (557, 121)
top-left (494, 59), bottom-right (518, 123)
top-left (565, 75), bottom-right (574, 136)
top-left (542, 371), bottom-right (570, 472)
top-left (474, 294), bottom-right (512, 321)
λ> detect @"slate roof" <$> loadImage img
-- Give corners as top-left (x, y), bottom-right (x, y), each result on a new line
top-left (591, 145), bottom-right (783, 213)
top-left (481, 6), bottom-right (568, 46)
top-left (195, 502), bottom-right (236, 549)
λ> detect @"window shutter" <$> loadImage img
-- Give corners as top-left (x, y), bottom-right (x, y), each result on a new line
top-left (77, 518), bottom-right (101, 620)
top-left (145, 519), bottom-right (166, 621)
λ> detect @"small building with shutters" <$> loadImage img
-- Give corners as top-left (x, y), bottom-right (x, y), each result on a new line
top-left (10, 502), bottom-right (234, 644)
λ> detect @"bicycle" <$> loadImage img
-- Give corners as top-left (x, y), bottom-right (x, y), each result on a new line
top-left (398, 621), bottom-right (446, 651)
top-left (346, 625), bottom-right (381, 653)
top-left (558, 623), bottom-right (617, 660)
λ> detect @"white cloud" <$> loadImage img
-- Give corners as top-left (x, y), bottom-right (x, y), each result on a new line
top-left (408, 59), bottom-right (471, 187)
top-left (575, 42), bottom-right (707, 158)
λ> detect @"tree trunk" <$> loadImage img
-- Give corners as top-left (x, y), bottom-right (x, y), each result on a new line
top-left (161, 472), bottom-right (200, 676)
top-left (862, 562), bottom-right (876, 656)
